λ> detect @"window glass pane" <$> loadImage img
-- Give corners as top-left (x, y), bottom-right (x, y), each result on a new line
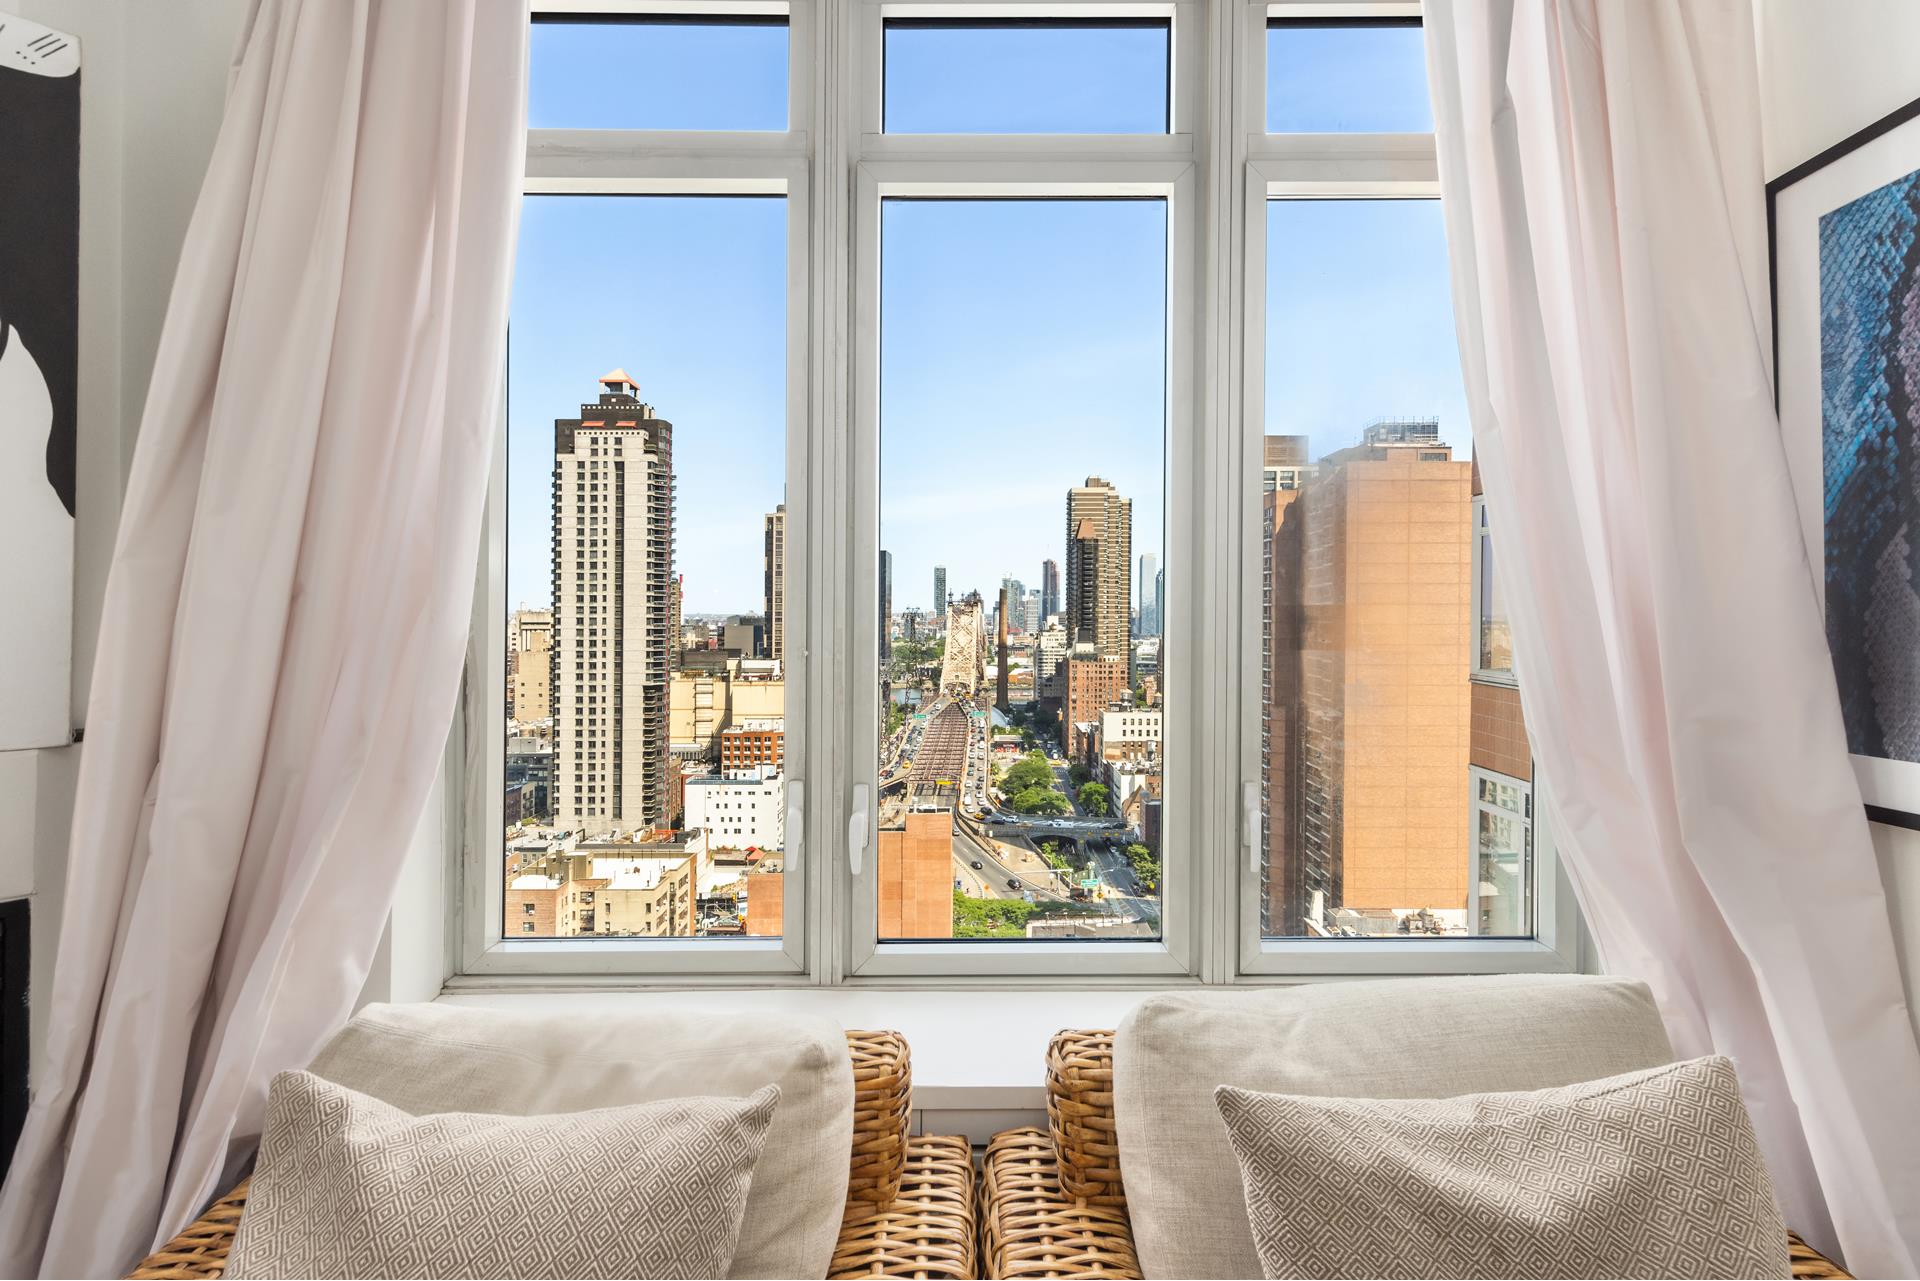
top-left (529, 19), bottom-right (788, 131)
top-left (1476, 499), bottom-right (1513, 674)
top-left (506, 195), bottom-right (789, 939)
top-left (1472, 770), bottom-right (1533, 937)
top-left (1266, 22), bottom-right (1432, 133)
top-left (883, 21), bottom-right (1170, 133)
top-left (1258, 198), bottom-right (1533, 939)
top-left (879, 199), bottom-right (1167, 940)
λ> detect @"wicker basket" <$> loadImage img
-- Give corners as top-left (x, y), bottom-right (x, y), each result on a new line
top-left (128, 1028), bottom-right (968, 1280)
top-left (835, 1134), bottom-right (977, 1280)
top-left (982, 1029), bottom-right (1854, 1281)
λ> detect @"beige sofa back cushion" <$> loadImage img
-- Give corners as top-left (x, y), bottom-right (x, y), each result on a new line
top-left (307, 1003), bottom-right (853, 1280)
top-left (1113, 975), bottom-right (1675, 1279)
top-left (229, 1073), bottom-right (779, 1280)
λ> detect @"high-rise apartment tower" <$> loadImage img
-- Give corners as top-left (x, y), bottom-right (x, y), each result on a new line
top-left (1065, 477), bottom-right (1133, 660)
top-left (552, 371), bottom-right (675, 837)
top-left (763, 504), bottom-right (786, 663)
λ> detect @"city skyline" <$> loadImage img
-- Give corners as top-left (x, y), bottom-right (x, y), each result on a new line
top-left (506, 197), bottom-right (1467, 623)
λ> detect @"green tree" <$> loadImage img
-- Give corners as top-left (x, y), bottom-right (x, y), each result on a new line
top-left (952, 891), bottom-right (1035, 938)
top-left (1001, 753), bottom-right (1055, 794)
top-left (1009, 787), bottom-right (1072, 816)
top-left (952, 890), bottom-right (1089, 937)
top-left (1077, 781), bottom-right (1110, 814)
top-left (1125, 842), bottom-right (1161, 893)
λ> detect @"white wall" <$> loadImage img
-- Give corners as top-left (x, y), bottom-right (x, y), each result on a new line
top-left (1756, 0), bottom-right (1920, 1025)
top-left (0, 0), bottom-right (248, 1065)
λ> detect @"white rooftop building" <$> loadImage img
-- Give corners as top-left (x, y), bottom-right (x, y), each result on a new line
top-left (682, 771), bottom-right (786, 851)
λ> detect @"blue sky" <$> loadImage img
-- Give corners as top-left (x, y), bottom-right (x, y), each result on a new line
top-left (881, 198), bottom-right (1167, 614)
top-left (1266, 198), bottom-right (1468, 461)
top-left (510, 21), bottom-right (1463, 618)
top-left (1267, 23), bottom-right (1432, 132)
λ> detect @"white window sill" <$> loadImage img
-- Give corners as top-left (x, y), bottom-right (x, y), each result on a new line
top-left (436, 987), bottom-right (1159, 1119)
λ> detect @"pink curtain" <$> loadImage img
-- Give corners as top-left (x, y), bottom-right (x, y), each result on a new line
top-left (1423, 1), bottom-right (1920, 1273)
top-left (0, 1), bottom-right (528, 1274)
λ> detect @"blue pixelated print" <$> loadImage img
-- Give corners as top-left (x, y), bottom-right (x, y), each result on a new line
top-left (1820, 168), bottom-right (1920, 764)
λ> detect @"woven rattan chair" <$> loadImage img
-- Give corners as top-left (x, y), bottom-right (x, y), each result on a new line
top-left (128, 1029), bottom-right (975, 1281)
top-left (978, 1030), bottom-right (1853, 1281)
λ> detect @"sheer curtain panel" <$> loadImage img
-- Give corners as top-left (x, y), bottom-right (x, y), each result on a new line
top-left (1422, 1), bottom-right (1920, 1273)
top-left (0, 1), bottom-right (529, 1275)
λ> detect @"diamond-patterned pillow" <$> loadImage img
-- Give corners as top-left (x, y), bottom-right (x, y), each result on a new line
top-left (1215, 1057), bottom-right (1789, 1280)
top-left (227, 1071), bottom-right (780, 1280)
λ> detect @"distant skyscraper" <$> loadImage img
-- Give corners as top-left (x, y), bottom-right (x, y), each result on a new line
top-left (880, 549), bottom-right (894, 662)
top-left (1024, 588), bottom-right (1042, 635)
top-left (1154, 567), bottom-right (1164, 641)
top-left (1041, 558), bottom-right (1060, 623)
top-left (553, 370), bottom-right (674, 836)
top-left (999, 576), bottom-right (1028, 634)
top-left (508, 607), bottom-right (553, 726)
top-left (933, 565), bottom-right (947, 617)
top-left (1035, 619), bottom-right (1069, 705)
top-left (996, 585), bottom-right (1011, 710)
top-left (1065, 477), bottom-right (1132, 660)
top-left (763, 504), bottom-right (786, 663)
top-left (1137, 553), bottom-right (1159, 637)
top-left (510, 608), bottom-right (553, 656)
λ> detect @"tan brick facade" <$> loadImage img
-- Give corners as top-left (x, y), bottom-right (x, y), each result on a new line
top-left (1470, 680), bottom-right (1531, 779)
top-left (1296, 440), bottom-right (1474, 917)
top-left (878, 809), bottom-right (954, 939)
top-left (744, 865), bottom-right (784, 937)
top-left (1065, 655), bottom-right (1129, 760)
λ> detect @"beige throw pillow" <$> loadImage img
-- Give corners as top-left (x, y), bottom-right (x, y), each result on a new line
top-left (1215, 1057), bottom-right (1788, 1280)
top-left (227, 1072), bottom-right (780, 1280)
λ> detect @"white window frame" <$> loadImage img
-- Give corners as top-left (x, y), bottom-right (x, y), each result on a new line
top-left (1468, 765), bottom-right (1533, 939)
top-left (837, 0), bottom-right (1208, 981)
top-left (456, 0), bottom-right (816, 982)
top-left (450, 0), bottom-right (1580, 991)
top-left (1232, 0), bottom-right (1575, 976)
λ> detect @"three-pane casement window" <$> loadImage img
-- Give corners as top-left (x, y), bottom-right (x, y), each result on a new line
top-left (458, 0), bottom-right (1575, 986)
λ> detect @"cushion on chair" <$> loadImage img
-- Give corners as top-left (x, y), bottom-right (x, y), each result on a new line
top-left (228, 1072), bottom-right (778, 1280)
top-left (307, 1003), bottom-right (853, 1280)
top-left (1114, 975), bottom-right (1676, 1279)
top-left (1215, 1057), bottom-right (1788, 1280)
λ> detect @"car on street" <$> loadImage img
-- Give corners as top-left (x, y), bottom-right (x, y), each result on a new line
top-left (1006, 878), bottom-right (1021, 890)
top-left (970, 860), bottom-right (983, 870)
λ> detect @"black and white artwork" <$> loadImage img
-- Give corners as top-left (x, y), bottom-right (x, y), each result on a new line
top-left (0, 14), bottom-right (78, 751)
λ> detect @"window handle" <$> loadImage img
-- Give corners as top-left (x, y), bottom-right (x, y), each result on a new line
top-left (847, 783), bottom-right (871, 877)
top-left (785, 780), bottom-right (804, 871)
top-left (1243, 781), bottom-right (1259, 874)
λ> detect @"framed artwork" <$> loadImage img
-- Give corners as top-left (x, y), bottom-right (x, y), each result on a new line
top-left (1773, 93), bottom-right (1920, 829)
top-left (0, 14), bottom-right (78, 752)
